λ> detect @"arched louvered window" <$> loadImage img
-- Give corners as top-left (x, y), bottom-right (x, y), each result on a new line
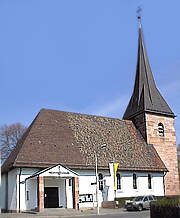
top-left (158, 123), bottom-right (164, 136)
top-left (133, 173), bottom-right (137, 189)
top-left (98, 173), bottom-right (103, 190)
top-left (117, 173), bottom-right (121, 190)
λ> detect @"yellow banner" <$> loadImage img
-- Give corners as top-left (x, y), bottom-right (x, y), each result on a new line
top-left (114, 163), bottom-right (119, 190)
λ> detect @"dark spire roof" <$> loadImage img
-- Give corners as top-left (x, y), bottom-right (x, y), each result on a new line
top-left (123, 24), bottom-right (175, 120)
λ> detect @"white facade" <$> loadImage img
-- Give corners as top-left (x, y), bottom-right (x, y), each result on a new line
top-left (1, 173), bottom-right (6, 210)
top-left (77, 166), bottom-right (164, 208)
top-left (1, 163), bottom-right (165, 212)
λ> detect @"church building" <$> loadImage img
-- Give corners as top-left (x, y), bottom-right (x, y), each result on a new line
top-left (1, 21), bottom-right (179, 212)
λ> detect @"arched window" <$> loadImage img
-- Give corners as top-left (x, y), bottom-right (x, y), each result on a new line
top-left (133, 173), bottom-right (137, 189)
top-left (158, 123), bottom-right (164, 136)
top-left (117, 173), bottom-right (121, 190)
top-left (98, 173), bottom-right (103, 190)
top-left (148, 174), bottom-right (152, 189)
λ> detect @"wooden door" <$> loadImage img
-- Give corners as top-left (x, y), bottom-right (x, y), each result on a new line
top-left (44, 187), bottom-right (59, 208)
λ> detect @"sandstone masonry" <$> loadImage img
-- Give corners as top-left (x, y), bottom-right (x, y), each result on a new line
top-left (145, 113), bottom-right (180, 196)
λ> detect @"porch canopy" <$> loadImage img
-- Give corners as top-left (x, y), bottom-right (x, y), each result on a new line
top-left (25, 164), bottom-right (79, 181)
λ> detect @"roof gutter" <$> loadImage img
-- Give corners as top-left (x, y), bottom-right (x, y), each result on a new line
top-left (124, 109), bottom-right (176, 120)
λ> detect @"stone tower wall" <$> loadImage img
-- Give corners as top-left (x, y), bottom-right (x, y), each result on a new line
top-left (145, 113), bottom-right (180, 196)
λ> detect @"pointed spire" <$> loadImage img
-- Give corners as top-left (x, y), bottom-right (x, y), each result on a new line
top-left (123, 20), bottom-right (175, 120)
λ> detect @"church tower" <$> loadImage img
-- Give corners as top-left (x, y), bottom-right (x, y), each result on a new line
top-left (123, 18), bottom-right (180, 196)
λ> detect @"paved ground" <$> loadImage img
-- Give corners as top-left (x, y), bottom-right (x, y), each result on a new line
top-left (77, 211), bottom-right (150, 218)
top-left (0, 208), bottom-right (150, 218)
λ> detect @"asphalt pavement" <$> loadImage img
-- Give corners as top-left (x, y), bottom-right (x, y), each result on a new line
top-left (0, 208), bottom-right (150, 218)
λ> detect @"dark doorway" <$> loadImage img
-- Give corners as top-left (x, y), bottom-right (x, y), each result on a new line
top-left (44, 187), bottom-right (59, 208)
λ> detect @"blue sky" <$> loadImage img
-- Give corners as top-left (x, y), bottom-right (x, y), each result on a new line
top-left (0, 0), bottom-right (180, 144)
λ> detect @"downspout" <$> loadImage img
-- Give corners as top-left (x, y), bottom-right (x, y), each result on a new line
top-left (5, 173), bottom-right (8, 212)
top-left (163, 172), bottom-right (167, 196)
top-left (19, 168), bottom-right (22, 213)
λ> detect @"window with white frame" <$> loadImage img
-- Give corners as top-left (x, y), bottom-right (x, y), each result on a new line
top-left (98, 173), bottom-right (103, 190)
top-left (148, 174), bottom-right (152, 189)
top-left (26, 191), bottom-right (29, 200)
top-left (133, 173), bottom-right (137, 189)
top-left (117, 173), bottom-right (121, 190)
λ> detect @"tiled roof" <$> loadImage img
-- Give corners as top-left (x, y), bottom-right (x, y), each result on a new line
top-left (2, 109), bottom-right (167, 173)
top-left (123, 25), bottom-right (174, 120)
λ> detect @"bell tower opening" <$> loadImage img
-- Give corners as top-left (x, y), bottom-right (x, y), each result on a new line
top-left (158, 123), bottom-right (164, 137)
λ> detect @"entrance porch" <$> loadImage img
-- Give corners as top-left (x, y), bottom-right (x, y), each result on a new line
top-left (25, 164), bottom-right (79, 212)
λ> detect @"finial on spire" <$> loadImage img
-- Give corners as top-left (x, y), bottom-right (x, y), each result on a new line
top-left (136, 6), bottom-right (142, 28)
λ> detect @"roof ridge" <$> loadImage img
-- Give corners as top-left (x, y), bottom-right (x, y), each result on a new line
top-left (40, 108), bottom-right (126, 122)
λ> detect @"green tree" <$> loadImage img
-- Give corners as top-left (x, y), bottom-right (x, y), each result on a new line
top-left (0, 123), bottom-right (27, 162)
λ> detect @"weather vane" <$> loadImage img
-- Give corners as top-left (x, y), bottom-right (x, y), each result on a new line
top-left (136, 6), bottom-right (142, 26)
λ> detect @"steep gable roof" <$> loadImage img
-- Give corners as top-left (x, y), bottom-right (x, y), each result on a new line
top-left (123, 25), bottom-right (175, 120)
top-left (2, 109), bottom-right (167, 173)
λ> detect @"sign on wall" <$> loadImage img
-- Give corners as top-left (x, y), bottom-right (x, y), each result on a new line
top-left (79, 194), bottom-right (93, 203)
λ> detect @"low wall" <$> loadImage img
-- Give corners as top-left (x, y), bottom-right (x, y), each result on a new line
top-left (102, 201), bottom-right (116, 208)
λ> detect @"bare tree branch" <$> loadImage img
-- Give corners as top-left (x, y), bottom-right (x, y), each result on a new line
top-left (0, 123), bottom-right (27, 162)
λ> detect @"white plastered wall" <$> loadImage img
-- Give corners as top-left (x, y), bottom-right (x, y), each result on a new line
top-left (17, 168), bottom-right (40, 211)
top-left (76, 169), bottom-right (165, 208)
top-left (151, 173), bottom-right (165, 196)
top-left (2, 166), bottom-right (165, 211)
top-left (66, 179), bottom-right (73, 208)
top-left (115, 172), bottom-right (164, 198)
top-left (8, 169), bottom-right (18, 211)
top-left (25, 178), bottom-right (37, 210)
top-left (79, 175), bottom-right (97, 208)
top-left (77, 169), bottom-right (111, 208)
top-left (1, 174), bottom-right (6, 210)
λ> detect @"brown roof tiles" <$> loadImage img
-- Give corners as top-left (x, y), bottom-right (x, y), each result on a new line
top-left (2, 109), bottom-right (167, 173)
